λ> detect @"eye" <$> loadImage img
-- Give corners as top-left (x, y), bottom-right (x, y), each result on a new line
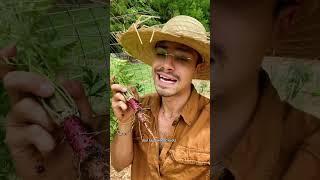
top-left (155, 47), bottom-right (167, 59)
top-left (175, 55), bottom-right (190, 62)
top-left (156, 52), bottom-right (166, 58)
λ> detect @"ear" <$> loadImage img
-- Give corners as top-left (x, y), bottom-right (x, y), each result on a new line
top-left (194, 63), bottom-right (205, 78)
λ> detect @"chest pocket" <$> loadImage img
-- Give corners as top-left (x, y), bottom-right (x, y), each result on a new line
top-left (161, 145), bottom-right (210, 179)
top-left (169, 145), bottom-right (210, 165)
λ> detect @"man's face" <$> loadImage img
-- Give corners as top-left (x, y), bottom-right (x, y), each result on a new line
top-left (151, 41), bottom-right (199, 97)
top-left (212, 0), bottom-right (278, 97)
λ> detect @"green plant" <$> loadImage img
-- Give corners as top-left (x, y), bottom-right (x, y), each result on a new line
top-left (110, 0), bottom-right (210, 32)
top-left (80, 66), bottom-right (107, 98)
top-left (0, 0), bottom-right (78, 80)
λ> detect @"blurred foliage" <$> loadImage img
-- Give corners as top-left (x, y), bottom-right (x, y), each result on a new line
top-left (283, 64), bottom-right (313, 101)
top-left (150, 0), bottom-right (210, 30)
top-left (80, 66), bottom-right (107, 98)
top-left (110, 0), bottom-right (159, 32)
top-left (110, 0), bottom-right (210, 32)
top-left (0, 0), bottom-right (78, 80)
top-left (193, 80), bottom-right (210, 98)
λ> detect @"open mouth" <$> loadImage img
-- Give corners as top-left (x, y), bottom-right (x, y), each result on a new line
top-left (157, 73), bottom-right (178, 84)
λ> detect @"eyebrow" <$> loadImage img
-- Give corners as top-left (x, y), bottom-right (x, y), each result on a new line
top-left (155, 42), bottom-right (194, 53)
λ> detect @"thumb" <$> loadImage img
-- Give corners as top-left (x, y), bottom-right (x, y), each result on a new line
top-left (0, 44), bottom-right (16, 79)
top-left (61, 80), bottom-right (95, 127)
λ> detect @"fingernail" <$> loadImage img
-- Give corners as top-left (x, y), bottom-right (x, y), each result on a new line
top-left (122, 88), bottom-right (127, 92)
top-left (40, 83), bottom-right (54, 95)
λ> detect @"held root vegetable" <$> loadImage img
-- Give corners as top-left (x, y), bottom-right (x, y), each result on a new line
top-left (122, 88), bottom-right (156, 141)
top-left (39, 83), bottom-right (107, 180)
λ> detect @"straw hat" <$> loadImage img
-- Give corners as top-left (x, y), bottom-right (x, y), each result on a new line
top-left (117, 15), bottom-right (210, 80)
top-left (266, 0), bottom-right (320, 59)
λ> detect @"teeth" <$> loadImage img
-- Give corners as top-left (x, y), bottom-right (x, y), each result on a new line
top-left (159, 74), bottom-right (176, 84)
top-left (160, 77), bottom-right (172, 83)
top-left (159, 74), bottom-right (174, 81)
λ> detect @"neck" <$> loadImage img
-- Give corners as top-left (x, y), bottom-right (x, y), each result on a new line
top-left (161, 85), bottom-right (192, 115)
top-left (213, 74), bottom-right (260, 162)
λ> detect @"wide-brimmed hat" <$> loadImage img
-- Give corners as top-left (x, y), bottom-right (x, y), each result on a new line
top-left (117, 15), bottom-right (210, 80)
top-left (266, 0), bottom-right (320, 59)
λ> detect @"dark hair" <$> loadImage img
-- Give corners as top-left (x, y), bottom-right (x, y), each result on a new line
top-left (274, 0), bottom-right (298, 16)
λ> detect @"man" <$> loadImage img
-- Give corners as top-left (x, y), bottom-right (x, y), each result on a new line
top-left (213, 0), bottom-right (320, 179)
top-left (111, 15), bottom-right (210, 179)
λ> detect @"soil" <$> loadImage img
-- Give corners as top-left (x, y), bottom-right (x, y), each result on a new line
top-left (110, 165), bottom-right (131, 180)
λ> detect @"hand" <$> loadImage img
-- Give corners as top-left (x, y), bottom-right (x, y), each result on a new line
top-left (111, 83), bottom-right (139, 124)
top-left (0, 46), bottom-right (98, 180)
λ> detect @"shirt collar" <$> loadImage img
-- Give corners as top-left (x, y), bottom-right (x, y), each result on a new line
top-left (149, 85), bottom-right (204, 126)
top-left (180, 85), bottom-right (203, 126)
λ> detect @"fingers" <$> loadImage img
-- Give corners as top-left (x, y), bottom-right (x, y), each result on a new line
top-left (112, 98), bottom-right (128, 111)
top-left (111, 97), bottom-right (127, 118)
top-left (111, 84), bottom-right (127, 94)
top-left (113, 92), bottom-right (126, 102)
top-left (3, 71), bottom-right (54, 105)
top-left (5, 97), bottom-right (56, 156)
top-left (7, 97), bottom-right (55, 132)
top-left (111, 93), bottom-right (130, 120)
top-left (111, 83), bottom-right (141, 121)
top-left (5, 124), bottom-right (56, 156)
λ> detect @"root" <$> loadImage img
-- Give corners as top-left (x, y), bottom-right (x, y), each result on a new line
top-left (135, 110), bottom-right (157, 142)
top-left (143, 122), bottom-right (156, 140)
top-left (138, 120), bottom-right (143, 142)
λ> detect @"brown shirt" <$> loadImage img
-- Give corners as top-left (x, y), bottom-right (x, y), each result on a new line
top-left (215, 71), bottom-right (320, 180)
top-left (130, 86), bottom-right (210, 180)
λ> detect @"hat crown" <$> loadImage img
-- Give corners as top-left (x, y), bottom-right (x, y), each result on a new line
top-left (161, 15), bottom-right (207, 40)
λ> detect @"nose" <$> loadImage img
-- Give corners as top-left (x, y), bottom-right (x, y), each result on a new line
top-left (162, 55), bottom-right (175, 70)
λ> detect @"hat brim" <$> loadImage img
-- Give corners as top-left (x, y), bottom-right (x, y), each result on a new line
top-left (266, 0), bottom-right (320, 59)
top-left (118, 29), bottom-right (210, 80)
